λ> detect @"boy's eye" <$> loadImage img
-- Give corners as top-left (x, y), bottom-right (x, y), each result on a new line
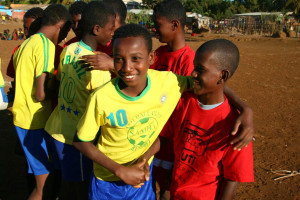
top-left (114, 58), bottom-right (123, 63)
top-left (132, 57), bottom-right (141, 61)
top-left (194, 67), bottom-right (204, 73)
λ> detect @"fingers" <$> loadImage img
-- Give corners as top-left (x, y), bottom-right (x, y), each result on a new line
top-left (133, 182), bottom-right (144, 188)
top-left (230, 128), bottom-right (254, 150)
top-left (137, 159), bottom-right (147, 168)
top-left (230, 120), bottom-right (241, 136)
top-left (144, 163), bottom-right (150, 181)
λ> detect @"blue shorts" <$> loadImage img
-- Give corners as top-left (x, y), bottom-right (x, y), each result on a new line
top-left (89, 163), bottom-right (156, 200)
top-left (49, 136), bottom-right (93, 182)
top-left (15, 127), bottom-right (52, 175)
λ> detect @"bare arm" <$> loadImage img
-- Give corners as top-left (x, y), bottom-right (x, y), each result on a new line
top-left (217, 179), bottom-right (238, 200)
top-left (223, 86), bottom-right (254, 150)
top-left (80, 52), bottom-right (114, 72)
top-left (35, 73), bottom-right (47, 102)
top-left (73, 133), bottom-right (148, 188)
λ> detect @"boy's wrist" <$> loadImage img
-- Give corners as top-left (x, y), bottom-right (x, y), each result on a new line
top-left (114, 165), bottom-right (126, 179)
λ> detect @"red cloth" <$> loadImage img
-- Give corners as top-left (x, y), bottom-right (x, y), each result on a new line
top-left (161, 92), bottom-right (254, 200)
top-left (151, 44), bottom-right (195, 191)
top-left (63, 36), bottom-right (79, 48)
top-left (150, 44), bottom-right (195, 76)
top-left (6, 45), bottom-right (20, 78)
top-left (96, 40), bottom-right (113, 57)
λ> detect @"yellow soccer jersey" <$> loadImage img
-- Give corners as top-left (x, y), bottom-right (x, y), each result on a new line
top-left (45, 41), bottom-right (111, 144)
top-left (77, 69), bottom-right (191, 181)
top-left (12, 33), bottom-right (55, 129)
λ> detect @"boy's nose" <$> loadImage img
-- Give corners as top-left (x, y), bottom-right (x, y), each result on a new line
top-left (123, 61), bottom-right (133, 72)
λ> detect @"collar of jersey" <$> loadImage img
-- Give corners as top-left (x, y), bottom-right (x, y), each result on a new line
top-left (79, 40), bottom-right (93, 52)
top-left (115, 74), bottom-right (151, 101)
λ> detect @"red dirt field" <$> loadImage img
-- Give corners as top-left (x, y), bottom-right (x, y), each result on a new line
top-left (0, 20), bottom-right (299, 200)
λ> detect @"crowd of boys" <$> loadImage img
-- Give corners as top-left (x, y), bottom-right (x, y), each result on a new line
top-left (1, 0), bottom-right (254, 199)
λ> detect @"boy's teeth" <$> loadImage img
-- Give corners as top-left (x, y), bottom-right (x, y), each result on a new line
top-left (125, 75), bottom-right (134, 78)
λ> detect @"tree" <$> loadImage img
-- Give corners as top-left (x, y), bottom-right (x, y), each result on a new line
top-left (286, 0), bottom-right (300, 14)
top-left (142, 0), bottom-right (161, 9)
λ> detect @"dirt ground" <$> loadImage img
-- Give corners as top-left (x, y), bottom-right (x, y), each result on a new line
top-left (0, 20), bottom-right (299, 200)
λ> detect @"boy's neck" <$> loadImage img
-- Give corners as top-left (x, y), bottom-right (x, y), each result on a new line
top-left (167, 32), bottom-right (186, 52)
top-left (38, 26), bottom-right (58, 44)
top-left (81, 35), bottom-right (97, 51)
top-left (118, 77), bottom-right (148, 97)
top-left (197, 89), bottom-right (225, 105)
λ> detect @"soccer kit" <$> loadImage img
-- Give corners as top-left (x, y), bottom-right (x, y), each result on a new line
top-left (12, 33), bottom-right (55, 175)
top-left (76, 69), bottom-right (191, 197)
top-left (150, 44), bottom-right (195, 191)
top-left (161, 92), bottom-right (254, 200)
top-left (45, 40), bottom-right (111, 144)
top-left (13, 33), bottom-right (55, 129)
top-left (45, 41), bottom-right (111, 181)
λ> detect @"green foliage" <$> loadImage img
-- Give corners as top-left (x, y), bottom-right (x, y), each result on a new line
top-left (142, 0), bottom-right (162, 9)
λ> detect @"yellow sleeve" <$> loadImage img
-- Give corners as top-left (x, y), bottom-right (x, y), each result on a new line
top-left (175, 74), bottom-right (192, 93)
top-left (86, 70), bottom-right (111, 91)
top-left (76, 91), bottom-right (103, 142)
top-left (34, 37), bottom-right (55, 78)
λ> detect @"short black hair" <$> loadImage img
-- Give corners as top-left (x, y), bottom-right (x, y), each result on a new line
top-left (24, 7), bottom-right (43, 19)
top-left (153, 0), bottom-right (186, 28)
top-left (103, 0), bottom-right (127, 25)
top-left (42, 4), bottom-right (72, 26)
top-left (112, 24), bottom-right (152, 53)
top-left (197, 39), bottom-right (240, 77)
top-left (80, 1), bottom-right (115, 34)
top-left (69, 1), bottom-right (87, 16)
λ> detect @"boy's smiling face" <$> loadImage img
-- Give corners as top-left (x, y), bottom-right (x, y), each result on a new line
top-left (191, 51), bottom-right (224, 102)
top-left (113, 36), bottom-right (154, 96)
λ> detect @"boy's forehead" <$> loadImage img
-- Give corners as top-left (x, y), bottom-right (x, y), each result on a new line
top-left (114, 36), bottom-right (145, 46)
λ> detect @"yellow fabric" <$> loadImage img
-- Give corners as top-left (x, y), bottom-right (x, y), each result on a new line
top-left (77, 69), bottom-right (191, 181)
top-left (12, 33), bottom-right (55, 129)
top-left (45, 41), bottom-right (111, 144)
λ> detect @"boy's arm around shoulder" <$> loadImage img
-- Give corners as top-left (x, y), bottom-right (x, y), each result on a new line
top-left (223, 86), bottom-right (254, 150)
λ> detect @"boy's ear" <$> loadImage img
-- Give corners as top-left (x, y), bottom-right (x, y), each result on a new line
top-left (171, 19), bottom-right (180, 31)
top-left (218, 70), bottom-right (230, 84)
top-left (148, 50), bottom-right (156, 65)
top-left (92, 25), bottom-right (101, 36)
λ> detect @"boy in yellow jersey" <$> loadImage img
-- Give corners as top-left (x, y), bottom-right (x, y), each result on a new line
top-left (0, 58), bottom-right (8, 110)
top-left (12, 4), bottom-right (72, 200)
top-left (72, 23), bottom-right (191, 199)
top-left (45, 2), bottom-right (115, 199)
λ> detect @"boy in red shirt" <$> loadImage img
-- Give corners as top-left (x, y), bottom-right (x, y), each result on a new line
top-left (151, 0), bottom-right (194, 76)
top-left (151, 1), bottom-right (254, 198)
top-left (160, 39), bottom-right (254, 200)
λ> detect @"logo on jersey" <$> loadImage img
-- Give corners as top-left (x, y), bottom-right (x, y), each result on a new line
top-left (127, 111), bottom-right (162, 151)
top-left (161, 95), bottom-right (167, 103)
top-left (74, 47), bottom-right (82, 55)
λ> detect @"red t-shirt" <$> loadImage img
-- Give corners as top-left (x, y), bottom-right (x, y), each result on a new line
top-left (152, 44), bottom-right (195, 190)
top-left (96, 40), bottom-right (113, 57)
top-left (161, 92), bottom-right (254, 200)
top-left (150, 44), bottom-right (195, 76)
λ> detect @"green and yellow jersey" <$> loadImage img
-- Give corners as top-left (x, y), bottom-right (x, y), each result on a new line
top-left (12, 33), bottom-right (55, 129)
top-left (77, 69), bottom-right (191, 181)
top-left (45, 41), bottom-right (111, 144)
